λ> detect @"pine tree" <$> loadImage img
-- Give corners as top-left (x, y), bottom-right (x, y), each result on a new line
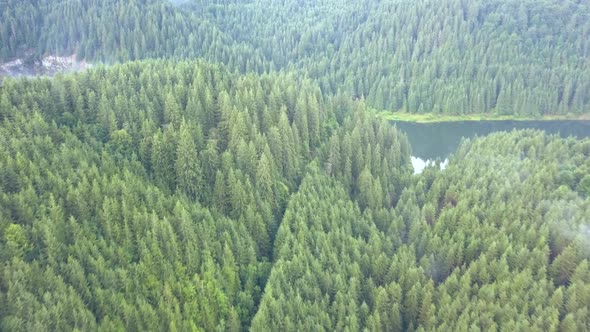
top-left (551, 244), bottom-right (578, 286)
top-left (175, 121), bottom-right (202, 200)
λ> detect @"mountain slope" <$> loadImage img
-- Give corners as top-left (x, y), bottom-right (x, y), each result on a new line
top-left (2, 0), bottom-right (589, 116)
top-left (0, 59), bottom-right (589, 331)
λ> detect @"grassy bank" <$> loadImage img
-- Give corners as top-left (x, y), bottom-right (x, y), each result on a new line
top-left (379, 111), bottom-right (590, 123)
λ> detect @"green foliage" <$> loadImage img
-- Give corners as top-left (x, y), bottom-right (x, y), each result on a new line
top-left (0, 60), bottom-right (343, 330)
top-left (2, 0), bottom-right (589, 116)
top-left (0, 1), bottom-right (589, 329)
top-left (0, 58), bottom-right (588, 332)
top-left (254, 130), bottom-right (590, 330)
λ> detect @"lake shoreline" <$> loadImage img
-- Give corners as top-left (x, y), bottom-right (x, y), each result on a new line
top-left (380, 111), bottom-right (590, 123)
top-left (391, 119), bottom-right (590, 161)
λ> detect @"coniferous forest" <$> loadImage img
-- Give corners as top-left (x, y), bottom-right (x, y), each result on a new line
top-left (0, 1), bottom-right (589, 331)
top-left (2, 0), bottom-right (590, 116)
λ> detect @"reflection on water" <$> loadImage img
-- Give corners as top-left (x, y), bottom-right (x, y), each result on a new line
top-left (393, 120), bottom-right (590, 160)
top-left (394, 120), bottom-right (590, 174)
top-left (411, 156), bottom-right (448, 174)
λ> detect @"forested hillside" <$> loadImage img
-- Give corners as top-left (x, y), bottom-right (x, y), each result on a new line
top-left (254, 130), bottom-right (590, 330)
top-left (1, 0), bottom-right (589, 331)
top-left (2, 0), bottom-right (589, 116)
top-left (0, 60), bottom-right (589, 331)
top-left (0, 60), bottom-right (342, 329)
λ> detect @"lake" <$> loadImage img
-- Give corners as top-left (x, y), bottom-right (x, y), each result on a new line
top-left (392, 120), bottom-right (590, 174)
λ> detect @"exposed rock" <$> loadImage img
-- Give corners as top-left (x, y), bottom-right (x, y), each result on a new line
top-left (0, 52), bottom-right (90, 81)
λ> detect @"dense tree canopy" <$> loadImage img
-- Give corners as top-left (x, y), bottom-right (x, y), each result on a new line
top-left (0, 0), bottom-right (589, 330)
top-left (0, 59), bottom-right (588, 331)
top-left (2, 0), bottom-right (589, 116)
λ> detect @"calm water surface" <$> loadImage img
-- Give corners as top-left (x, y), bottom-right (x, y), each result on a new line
top-left (392, 120), bottom-right (590, 173)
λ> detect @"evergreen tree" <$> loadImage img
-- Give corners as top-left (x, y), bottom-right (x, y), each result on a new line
top-left (175, 121), bottom-right (202, 200)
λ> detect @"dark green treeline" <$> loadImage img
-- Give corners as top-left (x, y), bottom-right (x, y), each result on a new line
top-left (2, 0), bottom-right (589, 116)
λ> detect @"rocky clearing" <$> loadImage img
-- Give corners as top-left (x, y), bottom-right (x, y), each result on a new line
top-left (1, 53), bottom-right (90, 80)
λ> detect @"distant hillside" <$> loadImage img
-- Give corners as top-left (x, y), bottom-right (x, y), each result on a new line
top-left (2, 0), bottom-right (589, 116)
